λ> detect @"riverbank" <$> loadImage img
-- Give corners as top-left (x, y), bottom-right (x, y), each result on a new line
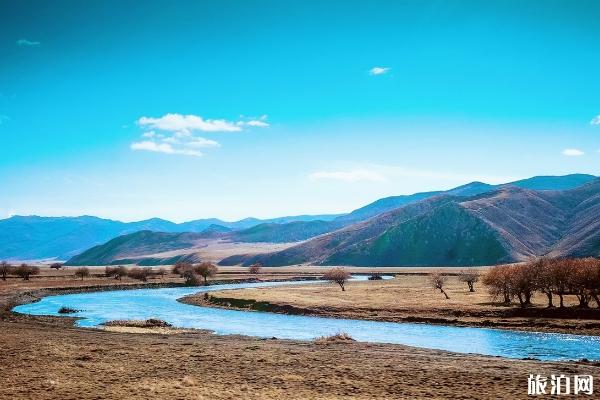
top-left (182, 274), bottom-right (600, 336)
top-left (3, 319), bottom-right (600, 400)
top-left (2, 267), bottom-right (600, 399)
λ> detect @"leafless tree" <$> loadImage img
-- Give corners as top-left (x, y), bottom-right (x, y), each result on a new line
top-left (458, 269), bottom-right (479, 292)
top-left (194, 262), bottom-right (218, 285)
top-left (512, 264), bottom-right (540, 307)
top-left (482, 264), bottom-right (513, 304)
top-left (248, 263), bottom-right (263, 275)
top-left (157, 267), bottom-right (167, 279)
top-left (0, 261), bottom-right (14, 281)
top-left (172, 262), bottom-right (192, 276)
top-left (14, 264), bottom-right (40, 281)
top-left (322, 267), bottom-right (351, 291)
top-left (105, 265), bottom-right (128, 280)
top-left (74, 267), bottom-right (90, 281)
top-left (127, 267), bottom-right (150, 282)
top-left (428, 272), bottom-right (450, 299)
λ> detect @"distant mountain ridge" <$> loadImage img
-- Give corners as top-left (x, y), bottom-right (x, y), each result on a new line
top-left (2, 174), bottom-right (596, 262)
top-left (63, 174), bottom-right (600, 267)
top-left (0, 213), bottom-right (342, 261)
top-left (221, 178), bottom-right (600, 267)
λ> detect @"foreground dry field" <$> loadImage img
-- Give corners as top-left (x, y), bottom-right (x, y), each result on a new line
top-left (1, 266), bottom-right (599, 399)
top-left (191, 273), bottom-right (600, 335)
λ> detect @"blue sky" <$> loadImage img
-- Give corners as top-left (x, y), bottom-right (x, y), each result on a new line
top-left (1, 0), bottom-right (599, 222)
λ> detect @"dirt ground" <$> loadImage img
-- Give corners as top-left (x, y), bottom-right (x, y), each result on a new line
top-left (188, 274), bottom-right (600, 335)
top-left (1, 266), bottom-right (600, 399)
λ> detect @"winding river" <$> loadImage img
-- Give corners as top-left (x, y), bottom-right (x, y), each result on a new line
top-left (13, 277), bottom-right (600, 361)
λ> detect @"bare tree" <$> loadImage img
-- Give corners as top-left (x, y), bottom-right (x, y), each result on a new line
top-left (74, 267), bottom-right (90, 281)
top-left (128, 267), bottom-right (150, 282)
top-left (194, 262), bottom-right (218, 285)
top-left (322, 267), bottom-right (351, 291)
top-left (483, 264), bottom-right (513, 304)
top-left (157, 267), bottom-right (167, 279)
top-left (106, 265), bottom-right (129, 280)
top-left (506, 264), bottom-right (538, 308)
top-left (14, 264), bottom-right (40, 281)
top-left (248, 263), bottom-right (263, 275)
top-left (172, 262), bottom-right (192, 276)
top-left (428, 272), bottom-right (450, 299)
top-left (530, 258), bottom-right (555, 307)
top-left (458, 269), bottom-right (479, 292)
top-left (0, 261), bottom-right (14, 281)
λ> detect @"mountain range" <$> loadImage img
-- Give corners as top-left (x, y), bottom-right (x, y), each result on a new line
top-left (0, 213), bottom-right (341, 261)
top-left (60, 173), bottom-right (600, 267)
top-left (219, 177), bottom-right (600, 267)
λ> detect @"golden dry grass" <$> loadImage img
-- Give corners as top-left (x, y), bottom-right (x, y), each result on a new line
top-left (198, 274), bottom-right (600, 334)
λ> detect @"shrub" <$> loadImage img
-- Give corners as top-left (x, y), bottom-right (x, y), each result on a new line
top-left (58, 306), bottom-right (79, 314)
top-left (74, 267), bottom-right (90, 280)
top-left (314, 332), bottom-right (355, 344)
top-left (103, 318), bottom-right (172, 328)
top-left (14, 264), bottom-right (40, 281)
top-left (322, 267), bottom-right (351, 291)
top-left (368, 272), bottom-right (383, 280)
top-left (49, 263), bottom-right (63, 270)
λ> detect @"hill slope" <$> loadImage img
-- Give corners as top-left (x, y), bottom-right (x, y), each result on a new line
top-left (64, 230), bottom-right (209, 266)
top-left (221, 178), bottom-right (600, 267)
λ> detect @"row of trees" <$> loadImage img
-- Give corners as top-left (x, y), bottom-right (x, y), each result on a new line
top-left (0, 261), bottom-right (40, 281)
top-left (483, 258), bottom-right (600, 308)
top-left (172, 262), bottom-right (219, 285)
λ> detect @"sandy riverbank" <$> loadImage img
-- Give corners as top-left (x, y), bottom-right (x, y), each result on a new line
top-left (2, 267), bottom-right (600, 399)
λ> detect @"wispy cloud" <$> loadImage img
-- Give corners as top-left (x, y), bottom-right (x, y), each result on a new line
top-left (132, 113), bottom-right (266, 157)
top-left (309, 164), bottom-right (519, 186)
top-left (309, 169), bottom-right (388, 182)
top-left (130, 140), bottom-right (203, 157)
top-left (591, 115), bottom-right (600, 125)
top-left (369, 67), bottom-right (390, 75)
top-left (562, 148), bottom-right (584, 156)
top-left (16, 39), bottom-right (40, 47)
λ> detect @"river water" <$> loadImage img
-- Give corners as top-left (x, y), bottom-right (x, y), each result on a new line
top-left (13, 277), bottom-right (600, 361)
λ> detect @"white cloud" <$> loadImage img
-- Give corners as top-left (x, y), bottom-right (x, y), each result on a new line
top-left (309, 169), bottom-right (388, 183)
top-left (138, 114), bottom-right (242, 133)
top-left (186, 137), bottom-right (220, 148)
top-left (132, 113), bottom-right (268, 157)
top-left (369, 67), bottom-right (390, 75)
top-left (562, 148), bottom-right (584, 156)
top-left (245, 120), bottom-right (270, 127)
top-left (16, 39), bottom-right (40, 47)
top-left (591, 115), bottom-right (600, 125)
top-left (309, 164), bottom-right (520, 186)
top-left (130, 140), bottom-right (202, 157)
